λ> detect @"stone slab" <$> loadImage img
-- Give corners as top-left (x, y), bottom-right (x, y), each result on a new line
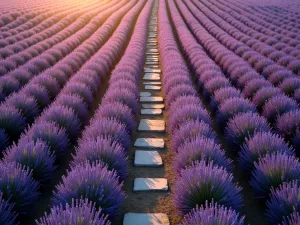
top-left (140, 96), bottom-right (163, 103)
top-left (145, 61), bottom-right (159, 65)
top-left (143, 81), bottom-right (161, 85)
top-left (138, 119), bottom-right (165, 132)
top-left (143, 73), bottom-right (160, 80)
top-left (146, 58), bottom-right (159, 62)
top-left (123, 213), bottom-right (170, 225)
top-left (141, 109), bottom-right (162, 115)
top-left (145, 85), bottom-right (161, 90)
top-left (133, 178), bottom-right (168, 192)
top-left (140, 92), bottom-right (152, 97)
top-left (144, 67), bottom-right (161, 73)
top-left (142, 104), bottom-right (165, 109)
top-left (134, 150), bottom-right (163, 167)
top-left (134, 138), bottom-right (164, 148)
top-left (147, 49), bottom-right (159, 53)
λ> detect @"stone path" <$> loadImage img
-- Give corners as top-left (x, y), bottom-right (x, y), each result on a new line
top-left (123, 1), bottom-right (170, 224)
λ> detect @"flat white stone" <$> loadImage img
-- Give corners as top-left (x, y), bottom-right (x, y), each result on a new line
top-left (140, 96), bottom-right (163, 103)
top-left (143, 81), bottom-right (161, 85)
top-left (147, 43), bottom-right (157, 46)
top-left (134, 138), bottom-right (164, 148)
top-left (140, 92), bottom-right (152, 97)
top-left (147, 49), bottom-right (159, 53)
top-left (144, 67), bottom-right (161, 73)
top-left (133, 178), bottom-right (168, 192)
top-left (134, 150), bottom-right (163, 167)
top-left (138, 119), bottom-right (165, 132)
top-left (142, 104), bottom-right (165, 109)
top-left (143, 73), bottom-right (160, 80)
top-left (141, 109), bottom-right (162, 115)
top-left (145, 61), bottom-right (159, 65)
top-left (148, 34), bottom-right (157, 38)
top-left (123, 213), bottom-right (170, 225)
top-left (145, 85), bottom-right (161, 90)
top-left (146, 58), bottom-right (159, 62)
top-left (148, 38), bottom-right (157, 42)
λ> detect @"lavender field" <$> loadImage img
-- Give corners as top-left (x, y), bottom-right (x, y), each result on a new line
top-left (0, 0), bottom-right (300, 224)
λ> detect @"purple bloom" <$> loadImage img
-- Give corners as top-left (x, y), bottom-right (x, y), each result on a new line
top-left (52, 162), bottom-right (124, 218)
top-left (62, 82), bottom-right (93, 106)
top-left (225, 112), bottom-right (270, 150)
top-left (216, 97), bottom-right (256, 127)
top-left (252, 87), bottom-right (281, 111)
top-left (174, 161), bottom-right (242, 215)
top-left (0, 162), bottom-right (39, 214)
top-left (170, 120), bottom-right (217, 152)
top-left (10, 68), bottom-right (32, 86)
top-left (282, 211), bottom-right (300, 225)
top-left (239, 132), bottom-right (294, 172)
top-left (242, 78), bottom-right (271, 99)
top-left (175, 137), bottom-right (232, 173)
top-left (250, 153), bottom-right (300, 198)
top-left (166, 84), bottom-right (197, 107)
top-left (95, 102), bottom-right (135, 133)
top-left (0, 76), bottom-right (20, 96)
top-left (168, 104), bottom-right (212, 133)
top-left (294, 88), bottom-right (300, 104)
top-left (164, 76), bottom-right (193, 95)
top-left (169, 95), bottom-right (203, 115)
top-left (0, 192), bottom-right (18, 225)
top-left (109, 79), bottom-right (138, 98)
top-left (268, 70), bottom-right (293, 86)
top-left (55, 94), bottom-right (88, 122)
top-left (267, 181), bottom-right (300, 224)
top-left (3, 140), bottom-right (56, 184)
top-left (32, 75), bottom-right (60, 99)
top-left (44, 69), bottom-right (68, 87)
top-left (210, 87), bottom-right (241, 112)
top-left (262, 95), bottom-right (298, 123)
top-left (280, 77), bottom-right (300, 96)
top-left (180, 201), bottom-right (244, 225)
top-left (0, 129), bottom-right (8, 152)
top-left (39, 105), bottom-right (81, 140)
top-left (21, 84), bottom-right (51, 109)
top-left (203, 77), bottom-right (231, 99)
top-left (237, 72), bottom-right (260, 89)
top-left (36, 199), bottom-right (110, 225)
top-left (72, 137), bottom-right (127, 181)
top-left (81, 118), bottom-right (130, 151)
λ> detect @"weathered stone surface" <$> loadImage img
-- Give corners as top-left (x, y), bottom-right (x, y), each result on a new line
top-left (143, 81), bottom-right (161, 85)
top-left (133, 178), bottom-right (168, 192)
top-left (142, 104), bottom-right (165, 109)
top-left (146, 58), bottom-right (159, 62)
top-left (145, 61), bottom-right (159, 65)
top-left (140, 92), bottom-right (152, 97)
top-left (138, 119), bottom-right (165, 132)
top-left (143, 73), bottom-right (160, 80)
top-left (123, 213), bottom-right (170, 225)
top-left (141, 109), bottom-right (162, 115)
top-left (144, 67), bottom-right (161, 73)
top-left (147, 49), bottom-right (159, 53)
top-left (134, 150), bottom-right (163, 167)
top-left (134, 138), bottom-right (164, 148)
top-left (140, 96), bottom-right (163, 103)
top-left (145, 85), bottom-right (161, 90)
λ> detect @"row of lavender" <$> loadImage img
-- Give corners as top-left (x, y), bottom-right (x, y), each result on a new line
top-left (158, 0), bottom-right (244, 224)
top-left (0, 0), bottom-right (129, 151)
top-left (0, 0), bottom-right (152, 224)
top-left (169, 0), bottom-right (300, 224)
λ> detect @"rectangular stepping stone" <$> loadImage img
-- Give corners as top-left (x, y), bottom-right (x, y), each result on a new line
top-left (144, 67), bottom-right (161, 73)
top-left (145, 85), bottom-right (161, 90)
top-left (147, 49), bottom-right (159, 53)
top-left (123, 213), bottom-right (170, 225)
top-left (143, 81), bottom-right (161, 85)
top-left (148, 38), bottom-right (157, 42)
top-left (140, 92), bottom-right (152, 97)
top-left (134, 150), bottom-right (163, 167)
top-left (134, 138), bottom-right (164, 148)
top-left (140, 96), bottom-right (163, 103)
top-left (146, 58), bottom-right (159, 62)
top-left (138, 119), bottom-right (165, 132)
top-left (141, 109), bottom-right (162, 115)
top-left (143, 73), bottom-right (160, 80)
top-left (133, 178), bottom-right (168, 192)
top-left (147, 43), bottom-right (157, 46)
top-left (148, 34), bottom-right (157, 38)
top-left (145, 61), bottom-right (159, 65)
top-left (142, 104), bottom-right (165, 109)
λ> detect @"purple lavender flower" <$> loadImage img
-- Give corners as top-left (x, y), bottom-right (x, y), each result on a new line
top-left (267, 181), bottom-right (300, 224)
top-left (166, 84), bottom-right (197, 107)
top-left (216, 97), bottom-right (256, 127)
top-left (0, 129), bottom-right (8, 152)
top-left (0, 192), bottom-right (18, 225)
top-left (3, 140), bottom-right (56, 184)
top-left (0, 106), bottom-right (26, 139)
top-left (294, 88), bottom-right (300, 104)
top-left (287, 60), bottom-right (300, 75)
top-left (250, 153), bottom-right (300, 198)
top-left (239, 132), bottom-right (294, 172)
top-left (280, 77), bottom-right (300, 96)
top-left (55, 94), bottom-right (88, 122)
top-left (0, 76), bottom-right (20, 96)
top-left (39, 105), bottom-right (81, 140)
top-left (36, 198), bottom-right (110, 225)
top-left (282, 211), bottom-right (300, 225)
top-left (80, 118), bottom-right (130, 151)
top-left (174, 161), bottom-right (242, 215)
top-left (10, 68), bottom-right (32, 85)
top-left (45, 68), bottom-right (68, 87)
top-left (168, 104), bottom-right (212, 133)
top-left (175, 137), bottom-right (232, 173)
top-left (203, 77), bottom-right (231, 99)
top-left (268, 70), bottom-right (293, 86)
top-left (164, 76), bottom-right (193, 95)
top-left (52, 162), bottom-right (124, 218)
top-left (95, 102), bottom-right (135, 133)
top-left (242, 78), bottom-right (271, 99)
top-left (32, 75), bottom-right (60, 99)
top-left (21, 84), bottom-right (51, 109)
top-left (0, 162), bottom-right (39, 213)
top-left (102, 89), bottom-right (137, 113)
top-left (225, 112), bottom-right (270, 150)
top-left (210, 87), bottom-right (241, 112)
top-left (262, 95), bottom-right (298, 123)
top-left (170, 120), bottom-right (217, 152)
top-left (252, 87), bottom-right (281, 111)
top-left (109, 79), bottom-right (139, 98)
top-left (180, 201), bottom-right (244, 225)
top-left (72, 137), bottom-right (127, 181)
top-left (169, 95), bottom-right (203, 115)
